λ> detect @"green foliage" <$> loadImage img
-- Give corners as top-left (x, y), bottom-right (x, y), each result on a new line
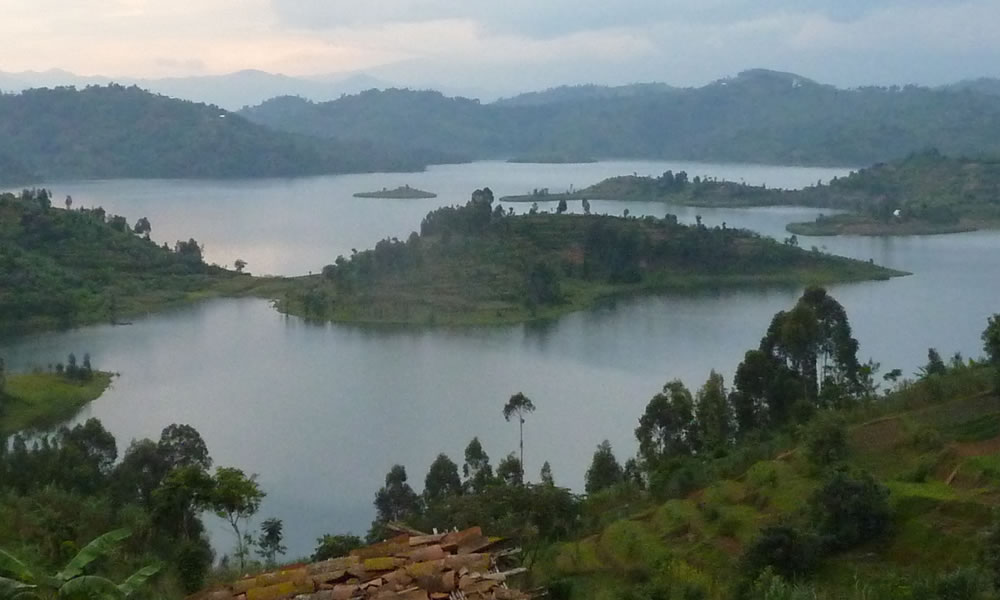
top-left (255, 518), bottom-right (286, 566)
top-left (241, 75), bottom-right (1000, 167)
top-left (312, 534), bottom-right (362, 562)
top-left (372, 465), bottom-right (421, 530)
top-left (424, 454), bottom-right (463, 503)
top-left (804, 413), bottom-right (850, 468)
top-left (0, 190), bottom-right (240, 333)
top-left (281, 194), bottom-right (899, 326)
top-left (462, 437), bottom-right (496, 494)
top-left (0, 86), bottom-right (439, 180)
top-left (636, 381), bottom-right (696, 465)
top-left (584, 441), bottom-right (623, 495)
top-left (809, 470), bottom-right (891, 552)
top-left (694, 371), bottom-right (733, 453)
top-left (210, 468), bottom-right (264, 571)
top-left (740, 527), bottom-right (821, 581)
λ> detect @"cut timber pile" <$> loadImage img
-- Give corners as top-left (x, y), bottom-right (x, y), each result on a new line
top-left (191, 527), bottom-right (530, 600)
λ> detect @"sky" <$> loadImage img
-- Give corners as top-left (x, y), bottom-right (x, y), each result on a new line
top-left (3, 0), bottom-right (1000, 96)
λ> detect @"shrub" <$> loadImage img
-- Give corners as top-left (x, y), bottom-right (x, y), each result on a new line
top-left (804, 413), bottom-right (849, 468)
top-left (740, 526), bottom-right (821, 580)
top-left (809, 469), bottom-right (891, 551)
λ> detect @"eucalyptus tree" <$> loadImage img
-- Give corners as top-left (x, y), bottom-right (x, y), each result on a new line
top-left (503, 392), bottom-right (536, 482)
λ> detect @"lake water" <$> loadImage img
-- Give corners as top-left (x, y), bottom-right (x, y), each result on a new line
top-left (2, 160), bottom-right (998, 559)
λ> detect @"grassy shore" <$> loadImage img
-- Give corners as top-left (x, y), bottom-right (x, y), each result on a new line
top-left (353, 185), bottom-right (437, 199)
top-left (1, 371), bottom-right (113, 434)
top-left (786, 214), bottom-right (992, 236)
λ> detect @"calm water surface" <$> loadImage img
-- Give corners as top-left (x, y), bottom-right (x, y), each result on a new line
top-left (3, 160), bottom-right (998, 558)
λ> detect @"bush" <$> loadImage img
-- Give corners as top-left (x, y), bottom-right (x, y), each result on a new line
top-left (740, 526), bottom-right (821, 580)
top-left (804, 413), bottom-right (849, 468)
top-left (809, 469), bottom-right (891, 551)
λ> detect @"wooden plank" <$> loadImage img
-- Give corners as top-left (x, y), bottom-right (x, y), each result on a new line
top-left (408, 534), bottom-right (446, 547)
top-left (352, 536), bottom-right (411, 559)
top-left (246, 580), bottom-right (315, 600)
top-left (408, 545), bottom-right (447, 563)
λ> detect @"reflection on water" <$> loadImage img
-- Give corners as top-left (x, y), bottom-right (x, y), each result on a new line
top-left (2, 161), bottom-right (998, 557)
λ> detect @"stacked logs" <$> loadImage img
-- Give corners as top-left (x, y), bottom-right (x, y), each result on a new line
top-left (192, 527), bottom-right (530, 600)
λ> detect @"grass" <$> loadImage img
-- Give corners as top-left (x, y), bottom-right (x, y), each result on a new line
top-left (1, 371), bottom-right (113, 434)
top-left (534, 366), bottom-right (1000, 599)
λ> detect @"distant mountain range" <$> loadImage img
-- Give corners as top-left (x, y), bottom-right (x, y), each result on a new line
top-left (240, 69), bottom-right (1000, 166)
top-left (5, 68), bottom-right (1000, 182)
top-left (0, 86), bottom-right (457, 182)
top-left (0, 69), bottom-right (395, 110)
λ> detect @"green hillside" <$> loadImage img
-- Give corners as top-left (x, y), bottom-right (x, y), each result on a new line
top-left (276, 189), bottom-right (903, 326)
top-left (241, 70), bottom-right (1000, 167)
top-left (0, 189), bottom-right (261, 333)
top-left (0, 85), bottom-right (445, 181)
top-left (534, 363), bottom-right (1000, 599)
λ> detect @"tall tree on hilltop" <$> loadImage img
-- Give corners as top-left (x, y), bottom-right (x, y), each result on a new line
top-left (503, 392), bottom-right (536, 483)
top-left (424, 453), bottom-right (462, 503)
top-left (585, 440), bottom-right (623, 494)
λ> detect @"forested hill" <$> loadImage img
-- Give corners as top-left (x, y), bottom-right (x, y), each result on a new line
top-left (0, 85), bottom-right (447, 181)
top-left (0, 189), bottom-right (248, 332)
top-left (277, 188), bottom-right (902, 326)
top-left (241, 69), bottom-right (1000, 166)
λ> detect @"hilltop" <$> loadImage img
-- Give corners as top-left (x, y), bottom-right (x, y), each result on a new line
top-left (276, 189), bottom-right (903, 326)
top-left (0, 85), bottom-right (446, 181)
top-left (241, 69), bottom-right (1000, 167)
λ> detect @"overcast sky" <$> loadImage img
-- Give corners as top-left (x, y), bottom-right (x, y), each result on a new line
top-left (4, 0), bottom-right (1000, 94)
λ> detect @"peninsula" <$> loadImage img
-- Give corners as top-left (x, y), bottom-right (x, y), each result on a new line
top-left (501, 151), bottom-right (1000, 236)
top-left (276, 188), bottom-right (905, 326)
top-left (353, 185), bottom-right (437, 199)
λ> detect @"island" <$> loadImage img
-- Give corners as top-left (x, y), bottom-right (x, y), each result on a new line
top-left (276, 188), bottom-right (905, 326)
top-left (502, 151), bottom-right (1000, 236)
top-left (506, 154), bottom-right (597, 164)
top-left (353, 185), bottom-right (437, 199)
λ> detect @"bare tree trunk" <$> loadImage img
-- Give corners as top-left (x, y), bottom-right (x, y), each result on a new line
top-left (519, 414), bottom-right (525, 483)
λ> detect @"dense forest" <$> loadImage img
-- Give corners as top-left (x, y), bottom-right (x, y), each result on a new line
top-left (0, 189), bottom-right (251, 332)
top-left (525, 150), bottom-right (1000, 235)
top-left (240, 70), bottom-right (1000, 166)
top-left (277, 188), bottom-right (901, 325)
top-left (0, 86), bottom-right (451, 181)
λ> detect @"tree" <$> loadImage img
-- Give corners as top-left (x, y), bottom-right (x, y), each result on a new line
top-left (983, 314), bottom-right (1000, 371)
top-left (556, 198), bottom-right (568, 214)
top-left (462, 438), bottom-right (495, 493)
top-left (694, 370), bottom-right (733, 452)
top-left (581, 198), bottom-right (591, 215)
top-left (212, 467), bottom-right (265, 571)
top-left (64, 195), bottom-right (72, 210)
top-left (496, 453), bottom-right (523, 486)
top-left (920, 348), bottom-right (947, 377)
top-left (809, 470), bottom-right (891, 551)
top-left (157, 424), bottom-right (212, 472)
top-left (151, 465), bottom-right (214, 541)
top-left (804, 413), bottom-right (849, 467)
top-left (0, 357), bottom-right (6, 397)
top-left (374, 465), bottom-right (421, 524)
top-left (635, 380), bottom-right (695, 464)
top-left (503, 392), bottom-right (536, 483)
top-left (133, 217), bottom-right (151, 238)
top-left (256, 518), bottom-right (286, 566)
top-left (424, 453), bottom-right (462, 503)
top-left (313, 534), bottom-right (362, 561)
top-left (234, 259), bottom-right (247, 273)
top-left (540, 461), bottom-right (555, 486)
top-left (584, 440), bottom-right (623, 494)
top-left (114, 439), bottom-right (168, 507)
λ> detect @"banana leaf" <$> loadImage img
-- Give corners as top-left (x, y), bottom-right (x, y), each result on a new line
top-left (116, 565), bottom-right (160, 598)
top-left (0, 551), bottom-right (35, 584)
top-left (58, 576), bottom-right (125, 600)
top-left (56, 530), bottom-right (131, 582)
top-left (0, 577), bottom-right (39, 600)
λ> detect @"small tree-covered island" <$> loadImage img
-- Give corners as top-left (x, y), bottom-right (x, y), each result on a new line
top-left (501, 151), bottom-right (1000, 236)
top-left (277, 188), bottom-right (904, 326)
top-left (353, 185), bottom-right (438, 199)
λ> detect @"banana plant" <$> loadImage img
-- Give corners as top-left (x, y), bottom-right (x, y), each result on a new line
top-left (0, 530), bottom-right (160, 600)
